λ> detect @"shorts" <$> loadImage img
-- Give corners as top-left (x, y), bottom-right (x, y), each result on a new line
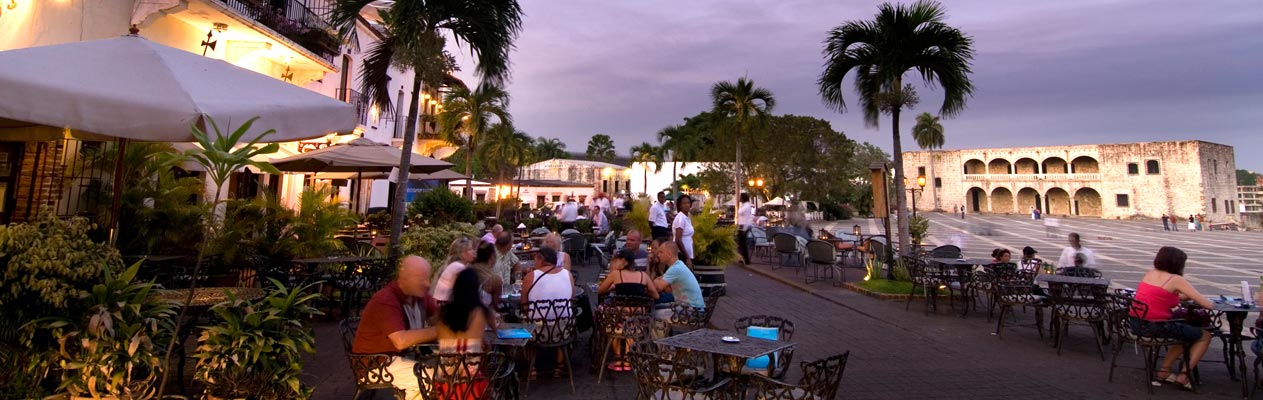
top-left (1129, 318), bottom-right (1204, 343)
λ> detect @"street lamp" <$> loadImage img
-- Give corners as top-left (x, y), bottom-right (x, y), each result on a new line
top-left (747, 178), bottom-right (764, 207)
top-left (904, 175), bottom-right (927, 218)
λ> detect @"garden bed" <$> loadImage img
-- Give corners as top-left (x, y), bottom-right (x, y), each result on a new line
top-left (842, 279), bottom-right (944, 301)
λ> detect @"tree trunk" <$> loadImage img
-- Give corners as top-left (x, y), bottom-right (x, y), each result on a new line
top-left (387, 74), bottom-right (424, 258)
top-left (892, 106), bottom-right (910, 256)
top-left (495, 170), bottom-right (504, 219)
top-left (643, 167), bottom-right (648, 196)
top-left (734, 139), bottom-right (742, 218)
top-left (671, 160), bottom-right (678, 196)
top-left (465, 138), bottom-right (474, 200)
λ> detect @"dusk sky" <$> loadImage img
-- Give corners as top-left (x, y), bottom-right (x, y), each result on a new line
top-left (448, 1), bottom-right (1263, 170)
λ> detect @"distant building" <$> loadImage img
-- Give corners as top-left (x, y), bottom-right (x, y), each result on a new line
top-left (1237, 180), bottom-right (1263, 229)
top-left (900, 140), bottom-right (1237, 221)
top-left (520, 159), bottom-right (630, 196)
top-left (449, 179), bottom-right (593, 207)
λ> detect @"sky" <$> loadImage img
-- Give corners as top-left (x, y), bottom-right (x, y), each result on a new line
top-left (448, 0), bottom-right (1263, 170)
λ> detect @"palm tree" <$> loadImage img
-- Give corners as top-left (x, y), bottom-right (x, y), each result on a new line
top-left (330, 0), bottom-right (524, 257)
top-left (817, 0), bottom-right (975, 256)
top-left (656, 124), bottom-right (703, 195)
top-left (481, 122), bottom-right (532, 217)
top-left (629, 142), bottom-right (664, 195)
top-left (586, 134), bottom-right (616, 162)
top-left (711, 77), bottom-right (775, 213)
top-left (533, 137), bottom-right (568, 161)
top-left (438, 84), bottom-right (512, 200)
top-left (912, 112), bottom-right (945, 210)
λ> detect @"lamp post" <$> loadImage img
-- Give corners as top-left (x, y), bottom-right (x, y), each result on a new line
top-left (747, 178), bottom-right (764, 207)
top-left (904, 175), bottom-right (927, 218)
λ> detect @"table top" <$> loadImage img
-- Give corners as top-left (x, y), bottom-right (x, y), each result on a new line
top-left (1211, 300), bottom-right (1263, 313)
top-left (485, 322), bottom-right (534, 347)
top-left (927, 257), bottom-right (993, 266)
top-left (291, 256), bottom-right (380, 265)
top-left (156, 287), bottom-right (266, 307)
top-left (655, 328), bottom-right (794, 359)
top-left (1036, 274), bottom-right (1111, 286)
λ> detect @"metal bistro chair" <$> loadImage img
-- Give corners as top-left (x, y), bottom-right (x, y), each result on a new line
top-left (521, 298), bottom-right (579, 393)
top-left (338, 318), bottom-right (405, 400)
top-left (733, 315), bottom-right (797, 380)
top-left (993, 269), bottom-right (1046, 339)
top-left (901, 256), bottom-right (942, 315)
top-left (628, 347), bottom-right (737, 400)
top-left (562, 232), bottom-right (589, 265)
top-left (593, 298), bottom-right (655, 383)
top-left (975, 262), bottom-right (1017, 321)
top-left (750, 227), bottom-right (775, 263)
top-left (805, 240), bottom-right (840, 285)
top-left (1048, 281), bottom-right (1110, 359)
top-left (772, 233), bottom-right (803, 271)
top-left (414, 351), bottom-right (514, 400)
top-left (668, 295), bottom-right (720, 335)
top-left (926, 245), bottom-right (962, 259)
top-left (748, 352), bottom-right (851, 400)
top-left (1106, 294), bottom-right (1196, 394)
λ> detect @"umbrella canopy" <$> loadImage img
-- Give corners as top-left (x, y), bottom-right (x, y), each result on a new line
top-left (315, 168), bottom-right (468, 181)
top-left (269, 138), bottom-right (452, 174)
top-left (765, 197), bottom-right (788, 206)
top-left (0, 35), bottom-right (354, 142)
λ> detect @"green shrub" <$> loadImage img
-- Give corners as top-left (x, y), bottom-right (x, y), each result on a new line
top-left (908, 214), bottom-right (929, 245)
top-left (398, 223), bottom-right (478, 263)
top-left (575, 219), bottom-right (593, 234)
top-left (691, 205), bottom-right (739, 267)
top-left (855, 278), bottom-right (914, 294)
top-left (622, 197), bottom-right (651, 238)
top-left (408, 189), bottom-right (474, 226)
top-left (211, 187), bottom-right (356, 266)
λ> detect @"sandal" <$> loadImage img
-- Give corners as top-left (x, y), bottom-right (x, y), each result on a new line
top-left (1152, 369), bottom-right (1175, 386)
top-left (1170, 373), bottom-right (1193, 391)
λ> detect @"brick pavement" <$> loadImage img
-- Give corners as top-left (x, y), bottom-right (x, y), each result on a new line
top-left (301, 248), bottom-right (1245, 399)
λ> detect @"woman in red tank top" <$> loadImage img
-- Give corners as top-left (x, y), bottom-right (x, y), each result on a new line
top-left (1130, 247), bottom-right (1213, 390)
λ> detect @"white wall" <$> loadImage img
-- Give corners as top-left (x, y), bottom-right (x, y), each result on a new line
top-left (628, 162), bottom-right (709, 197)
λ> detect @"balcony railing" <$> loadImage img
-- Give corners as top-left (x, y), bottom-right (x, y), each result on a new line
top-left (963, 173), bottom-right (1101, 182)
top-left (216, 0), bottom-right (338, 62)
top-left (337, 88), bottom-right (369, 126)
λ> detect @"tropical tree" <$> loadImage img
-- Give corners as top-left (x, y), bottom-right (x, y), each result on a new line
top-left (629, 142), bottom-right (663, 195)
top-left (586, 134), bottom-right (616, 162)
top-left (481, 122), bottom-right (532, 217)
top-left (533, 137), bottom-right (568, 161)
top-left (656, 124), bottom-right (705, 195)
top-left (330, 0), bottom-right (524, 257)
top-left (711, 77), bottom-right (775, 211)
top-left (437, 84), bottom-right (512, 200)
top-left (817, 0), bottom-right (975, 256)
top-left (912, 112), bottom-right (945, 209)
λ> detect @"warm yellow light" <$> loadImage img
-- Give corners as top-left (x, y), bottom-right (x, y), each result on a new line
top-left (756, 178), bottom-right (764, 187)
top-left (603, 167), bottom-right (612, 177)
top-left (917, 175), bottom-right (927, 188)
top-left (461, 115), bottom-right (469, 121)
top-left (747, 179), bottom-right (754, 187)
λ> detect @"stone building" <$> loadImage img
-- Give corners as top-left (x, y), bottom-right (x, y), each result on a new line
top-left (520, 159), bottom-right (631, 197)
top-left (900, 140), bottom-right (1237, 221)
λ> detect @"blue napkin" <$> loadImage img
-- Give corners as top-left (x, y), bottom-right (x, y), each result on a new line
top-left (497, 328), bottom-right (532, 339)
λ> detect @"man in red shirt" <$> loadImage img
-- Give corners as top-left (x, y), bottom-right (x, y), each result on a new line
top-left (352, 255), bottom-right (438, 398)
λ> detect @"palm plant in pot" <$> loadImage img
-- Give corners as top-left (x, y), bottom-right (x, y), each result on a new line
top-left (690, 205), bottom-right (739, 296)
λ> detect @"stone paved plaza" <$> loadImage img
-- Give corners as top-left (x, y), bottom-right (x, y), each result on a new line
top-left (302, 215), bottom-right (1262, 399)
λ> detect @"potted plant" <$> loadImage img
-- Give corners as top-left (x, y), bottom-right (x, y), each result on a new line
top-left (40, 262), bottom-right (177, 400)
top-left (908, 215), bottom-right (929, 253)
top-left (193, 280), bottom-right (321, 400)
top-left (690, 205), bottom-right (739, 296)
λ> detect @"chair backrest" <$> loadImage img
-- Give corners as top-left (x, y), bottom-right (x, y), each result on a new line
top-left (899, 255), bottom-right (932, 285)
top-left (628, 350), bottom-right (708, 400)
top-left (414, 352), bottom-right (510, 400)
top-left (805, 240), bottom-right (837, 264)
top-left (521, 298), bottom-right (577, 347)
top-left (339, 318), bottom-right (359, 354)
top-left (596, 303), bottom-right (653, 340)
top-left (772, 233), bottom-right (799, 253)
top-left (734, 315), bottom-right (796, 341)
top-left (603, 231), bottom-right (617, 248)
top-left (927, 245), bottom-right (962, 259)
top-left (1048, 282), bottom-right (1109, 320)
top-left (1056, 267), bottom-right (1102, 278)
top-left (798, 351), bottom-right (851, 400)
top-left (340, 318), bottom-right (401, 391)
top-left (669, 295), bottom-right (720, 331)
top-left (993, 269), bottom-right (1038, 298)
top-left (750, 227), bottom-right (767, 240)
top-left (869, 240), bottom-right (889, 264)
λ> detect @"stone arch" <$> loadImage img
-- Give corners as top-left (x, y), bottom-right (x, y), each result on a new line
top-left (1045, 187), bottom-right (1072, 215)
top-left (1017, 187), bottom-right (1042, 212)
top-left (1042, 157), bottom-right (1068, 174)
top-left (1071, 156), bottom-right (1100, 174)
top-left (1014, 158), bottom-right (1039, 174)
top-left (990, 187), bottom-right (1015, 213)
top-left (964, 159), bottom-right (985, 174)
top-left (1074, 187), bottom-right (1102, 217)
top-left (966, 187), bottom-right (988, 213)
top-left (988, 158), bottom-right (1013, 174)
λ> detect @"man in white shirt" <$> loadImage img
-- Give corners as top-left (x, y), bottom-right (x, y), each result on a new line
top-left (594, 192), bottom-right (612, 218)
top-left (736, 193), bottom-right (755, 264)
top-left (1056, 232), bottom-right (1097, 269)
top-left (649, 191), bottom-right (670, 240)
top-left (560, 197), bottom-right (579, 230)
top-left (612, 195), bottom-right (625, 215)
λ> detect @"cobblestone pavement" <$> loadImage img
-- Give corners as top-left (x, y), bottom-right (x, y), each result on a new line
top-left (303, 227), bottom-right (1251, 399)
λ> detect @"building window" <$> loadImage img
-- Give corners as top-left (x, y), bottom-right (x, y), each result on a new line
top-left (1127, 163), bottom-right (1139, 175)
top-left (1146, 160), bottom-right (1160, 174)
top-left (917, 166), bottom-right (926, 177)
top-left (552, 195), bottom-right (561, 203)
top-left (1212, 198), bottom-right (1218, 213)
top-left (1226, 199), bottom-right (1231, 213)
top-left (1116, 194), bottom-right (1129, 207)
top-left (934, 177), bottom-right (942, 188)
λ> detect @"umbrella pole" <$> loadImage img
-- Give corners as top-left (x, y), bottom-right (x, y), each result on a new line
top-left (108, 138), bottom-right (128, 245)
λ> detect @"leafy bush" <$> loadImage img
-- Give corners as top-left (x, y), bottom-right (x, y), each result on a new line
top-left (364, 211), bottom-right (391, 231)
top-left (908, 214), bottom-right (929, 245)
top-left (408, 189), bottom-right (474, 226)
top-left (575, 218), bottom-right (593, 234)
top-left (691, 205), bottom-right (739, 267)
top-left (522, 217), bottom-right (543, 230)
top-left (819, 202), bottom-right (852, 221)
top-left (211, 188), bottom-right (356, 267)
top-left (622, 197), bottom-right (652, 238)
top-left (398, 223), bottom-right (478, 264)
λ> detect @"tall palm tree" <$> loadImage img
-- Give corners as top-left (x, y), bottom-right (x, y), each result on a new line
top-left (629, 142), bottom-right (664, 195)
top-left (711, 77), bottom-right (775, 213)
top-left (330, 0), bottom-right (523, 257)
top-left (912, 112), bottom-right (945, 210)
top-left (438, 84), bottom-right (512, 200)
top-left (481, 122), bottom-right (531, 218)
top-left (817, 0), bottom-right (975, 256)
top-left (533, 137), bottom-right (568, 161)
top-left (656, 124), bottom-right (703, 195)
top-left (586, 134), bottom-right (616, 162)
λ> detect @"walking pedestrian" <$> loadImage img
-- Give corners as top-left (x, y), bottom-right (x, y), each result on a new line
top-left (1187, 215), bottom-right (1196, 231)
top-left (1034, 208), bottom-right (1041, 220)
top-left (960, 204), bottom-right (966, 219)
top-left (1161, 214), bottom-right (1170, 231)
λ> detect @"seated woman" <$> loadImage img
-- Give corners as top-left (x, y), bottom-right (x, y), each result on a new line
top-left (519, 248), bottom-right (574, 379)
top-left (991, 248), bottom-right (1012, 264)
top-left (469, 241), bottom-right (503, 310)
top-left (437, 268), bottom-right (493, 354)
top-left (542, 233), bottom-right (572, 270)
top-left (1129, 246), bottom-right (1213, 390)
top-left (597, 249), bottom-right (660, 301)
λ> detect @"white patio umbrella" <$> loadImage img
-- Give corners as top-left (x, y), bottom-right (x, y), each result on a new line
top-left (765, 197), bottom-right (788, 207)
top-left (270, 138), bottom-right (452, 212)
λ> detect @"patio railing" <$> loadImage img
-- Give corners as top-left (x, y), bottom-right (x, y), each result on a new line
top-left (216, 0), bottom-right (339, 62)
top-left (337, 88), bottom-right (369, 126)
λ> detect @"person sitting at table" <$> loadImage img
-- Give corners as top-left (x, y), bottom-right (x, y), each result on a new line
top-left (652, 241), bottom-right (705, 321)
top-left (437, 268), bottom-right (493, 354)
top-left (1130, 246), bottom-right (1213, 390)
top-left (469, 241), bottom-right (502, 309)
top-left (991, 248), bottom-right (1012, 264)
top-left (1019, 246), bottom-right (1042, 272)
top-left (352, 256), bottom-right (439, 399)
top-left (519, 247), bottom-right (574, 378)
top-left (647, 237), bottom-right (667, 279)
top-left (493, 232), bottom-right (522, 284)
top-left (622, 229), bottom-right (649, 270)
top-left (481, 222), bottom-right (503, 245)
top-left (592, 205), bottom-right (610, 236)
top-left (434, 237), bottom-right (476, 302)
top-left (542, 232), bottom-right (572, 270)
top-left (598, 249), bottom-right (659, 300)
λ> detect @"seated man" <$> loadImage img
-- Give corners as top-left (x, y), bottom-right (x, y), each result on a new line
top-left (652, 241), bottom-right (705, 320)
top-left (481, 223), bottom-right (503, 245)
top-left (622, 229), bottom-right (650, 270)
top-left (353, 256), bottom-right (439, 399)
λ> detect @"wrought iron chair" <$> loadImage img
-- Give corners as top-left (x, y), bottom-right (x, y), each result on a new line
top-left (749, 227), bottom-right (775, 262)
top-left (593, 297), bottom-right (655, 383)
top-left (993, 269), bottom-right (1046, 339)
top-left (628, 347), bottom-right (737, 400)
top-left (1048, 281), bottom-right (1110, 359)
top-left (338, 318), bottom-right (405, 400)
top-left (747, 352), bottom-right (850, 400)
top-left (1056, 267), bottom-right (1103, 278)
top-left (1106, 295), bottom-right (1195, 393)
top-left (733, 315), bottom-right (797, 380)
top-left (974, 262), bottom-right (1016, 321)
top-left (562, 232), bottom-right (588, 265)
top-left (520, 298), bottom-right (579, 393)
top-left (668, 295), bottom-right (720, 334)
top-left (901, 256), bottom-right (941, 315)
top-left (771, 233), bottom-right (803, 270)
top-left (414, 351), bottom-right (514, 400)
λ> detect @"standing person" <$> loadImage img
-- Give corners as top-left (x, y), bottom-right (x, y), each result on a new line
top-left (960, 204), bottom-right (966, 219)
top-left (433, 237), bottom-right (477, 302)
top-left (652, 241), bottom-right (705, 320)
top-left (1161, 214), bottom-right (1171, 231)
top-left (1171, 213), bottom-right (1179, 231)
top-left (1055, 232), bottom-right (1098, 269)
top-left (671, 194), bottom-right (695, 267)
top-left (436, 268), bottom-right (494, 354)
top-left (1034, 208), bottom-right (1041, 220)
top-left (1031, 207), bottom-right (1038, 220)
top-left (560, 197), bottom-right (579, 231)
top-left (736, 193), bottom-right (755, 265)
top-left (352, 256), bottom-right (439, 399)
top-left (649, 191), bottom-right (670, 240)
top-left (1131, 247), bottom-right (1213, 390)
top-left (612, 195), bottom-right (625, 216)
top-left (1187, 215), bottom-right (1196, 231)
top-left (594, 192), bottom-right (612, 219)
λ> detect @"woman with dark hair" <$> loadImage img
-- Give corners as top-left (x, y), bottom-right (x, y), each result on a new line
top-left (437, 268), bottom-right (494, 354)
top-left (671, 194), bottom-right (695, 267)
top-left (470, 241), bottom-right (502, 308)
top-left (597, 249), bottom-right (659, 300)
top-left (990, 248), bottom-right (1012, 264)
top-left (1130, 246), bottom-right (1213, 390)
